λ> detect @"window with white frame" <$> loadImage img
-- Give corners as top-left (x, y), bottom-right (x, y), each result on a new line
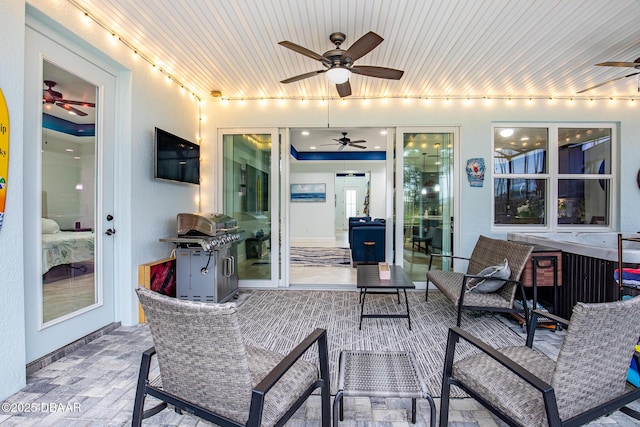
top-left (493, 124), bottom-right (614, 228)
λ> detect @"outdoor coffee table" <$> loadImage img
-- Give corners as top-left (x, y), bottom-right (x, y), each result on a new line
top-left (357, 264), bottom-right (415, 330)
top-left (333, 350), bottom-right (436, 426)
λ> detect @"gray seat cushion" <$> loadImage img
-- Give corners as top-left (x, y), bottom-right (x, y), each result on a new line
top-left (453, 346), bottom-right (555, 427)
top-left (427, 270), bottom-right (512, 309)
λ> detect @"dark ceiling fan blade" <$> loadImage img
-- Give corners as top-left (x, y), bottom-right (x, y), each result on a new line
top-left (576, 71), bottom-right (640, 93)
top-left (342, 31), bottom-right (383, 62)
top-left (596, 61), bottom-right (640, 68)
top-left (349, 144), bottom-right (367, 149)
top-left (351, 65), bottom-right (404, 80)
top-left (278, 41), bottom-right (329, 63)
top-left (60, 99), bottom-right (96, 108)
top-left (280, 70), bottom-right (326, 84)
top-left (348, 139), bottom-right (366, 144)
top-left (56, 102), bottom-right (88, 116)
top-left (336, 81), bottom-right (351, 98)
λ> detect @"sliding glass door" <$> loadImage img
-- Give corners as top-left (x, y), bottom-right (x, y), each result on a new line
top-left (396, 127), bottom-right (457, 283)
top-left (220, 129), bottom-right (280, 287)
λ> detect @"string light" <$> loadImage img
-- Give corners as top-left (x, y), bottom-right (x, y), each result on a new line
top-left (67, 0), bottom-right (201, 102)
top-left (67, 1), bottom-right (637, 107)
top-left (201, 94), bottom-right (640, 104)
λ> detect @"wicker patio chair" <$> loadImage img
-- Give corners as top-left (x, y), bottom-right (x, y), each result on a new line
top-left (440, 296), bottom-right (640, 427)
top-left (132, 287), bottom-right (330, 427)
top-left (426, 235), bottom-right (533, 330)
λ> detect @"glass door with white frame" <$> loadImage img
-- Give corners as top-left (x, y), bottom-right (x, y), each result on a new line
top-left (221, 130), bottom-right (279, 287)
top-left (396, 129), bottom-right (455, 283)
top-left (24, 28), bottom-right (116, 362)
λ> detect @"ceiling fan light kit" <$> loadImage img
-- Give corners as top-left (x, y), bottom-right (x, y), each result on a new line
top-left (326, 67), bottom-right (350, 84)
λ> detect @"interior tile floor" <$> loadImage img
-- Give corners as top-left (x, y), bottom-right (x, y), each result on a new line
top-left (2, 295), bottom-right (640, 426)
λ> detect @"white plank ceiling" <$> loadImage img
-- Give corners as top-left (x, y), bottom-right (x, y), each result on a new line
top-left (68, 0), bottom-right (640, 101)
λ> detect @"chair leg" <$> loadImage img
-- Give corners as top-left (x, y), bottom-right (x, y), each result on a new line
top-left (439, 379), bottom-right (451, 426)
top-left (333, 390), bottom-right (344, 425)
top-left (439, 329), bottom-right (457, 427)
top-left (425, 394), bottom-right (436, 427)
top-left (517, 284), bottom-right (530, 344)
top-left (132, 349), bottom-right (153, 427)
top-left (320, 382), bottom-right (330, 427)
top-left (456, 305), bottom-right (463, 327)
top-left (315, 332), bottom-right (331, 427)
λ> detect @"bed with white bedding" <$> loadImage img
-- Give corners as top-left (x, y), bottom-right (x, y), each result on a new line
top-left (41, 218), bottom-right (94, 276)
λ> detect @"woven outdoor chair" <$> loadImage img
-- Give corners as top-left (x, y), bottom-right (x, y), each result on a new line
top-left (440, 296), bottom-right (640, 427)
top-left (132, 287), bottom-right (330, 427)
top-left (426, 235), bottom-right (533, 330)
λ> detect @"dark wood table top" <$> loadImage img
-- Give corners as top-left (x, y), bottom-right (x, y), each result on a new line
top-left (356, 265), bottom-right (415, 289)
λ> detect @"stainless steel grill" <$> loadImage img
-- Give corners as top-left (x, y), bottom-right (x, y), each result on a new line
top-left (161, 213), bottom-right (240, 303)
top-left (177, 212), bottom-right (238, 237)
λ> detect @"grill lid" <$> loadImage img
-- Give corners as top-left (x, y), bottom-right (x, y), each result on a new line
top-left (177, 212), bottom-right (237, 236)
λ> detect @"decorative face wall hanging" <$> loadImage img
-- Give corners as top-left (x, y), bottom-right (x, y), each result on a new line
top-left (466, 158), bottom-right (485, 187)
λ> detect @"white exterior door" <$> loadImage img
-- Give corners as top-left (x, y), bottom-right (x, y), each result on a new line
top-left (24, 25), bottom-right (117, 362)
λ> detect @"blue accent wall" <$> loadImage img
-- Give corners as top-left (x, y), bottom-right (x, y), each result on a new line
top-left (290, 147), bottom-right (386, 161)
top-left (43, 113), bottom-right (95, 137)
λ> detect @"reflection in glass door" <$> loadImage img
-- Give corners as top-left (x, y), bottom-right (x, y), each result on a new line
top-left (397, 129), bottom-right (455, 283)
top-left (41, 61), bottom-right (98, 324)
top-left (221, 131), bottom-right (278, 286)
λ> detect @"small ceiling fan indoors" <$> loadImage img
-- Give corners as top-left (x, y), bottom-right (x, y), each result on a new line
top-left (43, 80), bottom-right (95, 117)
top-left (577, 57), bottom-right (640, 93)
top-left (278, 31), bottom-right (404, 97)
top-left (320, 132), bottom-right (367, 151)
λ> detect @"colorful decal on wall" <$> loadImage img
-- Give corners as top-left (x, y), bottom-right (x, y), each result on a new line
top-left (466, 158), bottom-right (485, 187)
top-left (0, 88), bottom-right (9, 231)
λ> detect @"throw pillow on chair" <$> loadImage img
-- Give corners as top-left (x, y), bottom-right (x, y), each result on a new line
top-left (466, 259), bottom-right (510, 293)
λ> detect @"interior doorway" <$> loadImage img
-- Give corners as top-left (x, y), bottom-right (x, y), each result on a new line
top-left (287, 127), bottom-right (387, 286)
top-left (335, 172), bottom-right (370, 231)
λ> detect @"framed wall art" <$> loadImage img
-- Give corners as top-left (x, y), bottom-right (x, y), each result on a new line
top-left (290, 183), bottom-right (326, 202)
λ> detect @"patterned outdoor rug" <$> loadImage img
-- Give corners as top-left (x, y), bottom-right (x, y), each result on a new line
top-left (290, 247), bottom-right (352, 267)
top-left (236, 290), bottom-right (524, 397)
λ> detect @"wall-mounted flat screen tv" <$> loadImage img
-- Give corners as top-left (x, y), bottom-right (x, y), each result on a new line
top-left (154, 127), bottom-right (200, 185)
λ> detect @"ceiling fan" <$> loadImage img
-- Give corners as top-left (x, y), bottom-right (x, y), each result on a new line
top-left (43, 80), bottom-right (95, 117)
top-left (278, 31), bottom-right (404, 98)
top-left (320, 132), bottom-right (367, 151)
top-left (577, 57), bottom-right (640, 93)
